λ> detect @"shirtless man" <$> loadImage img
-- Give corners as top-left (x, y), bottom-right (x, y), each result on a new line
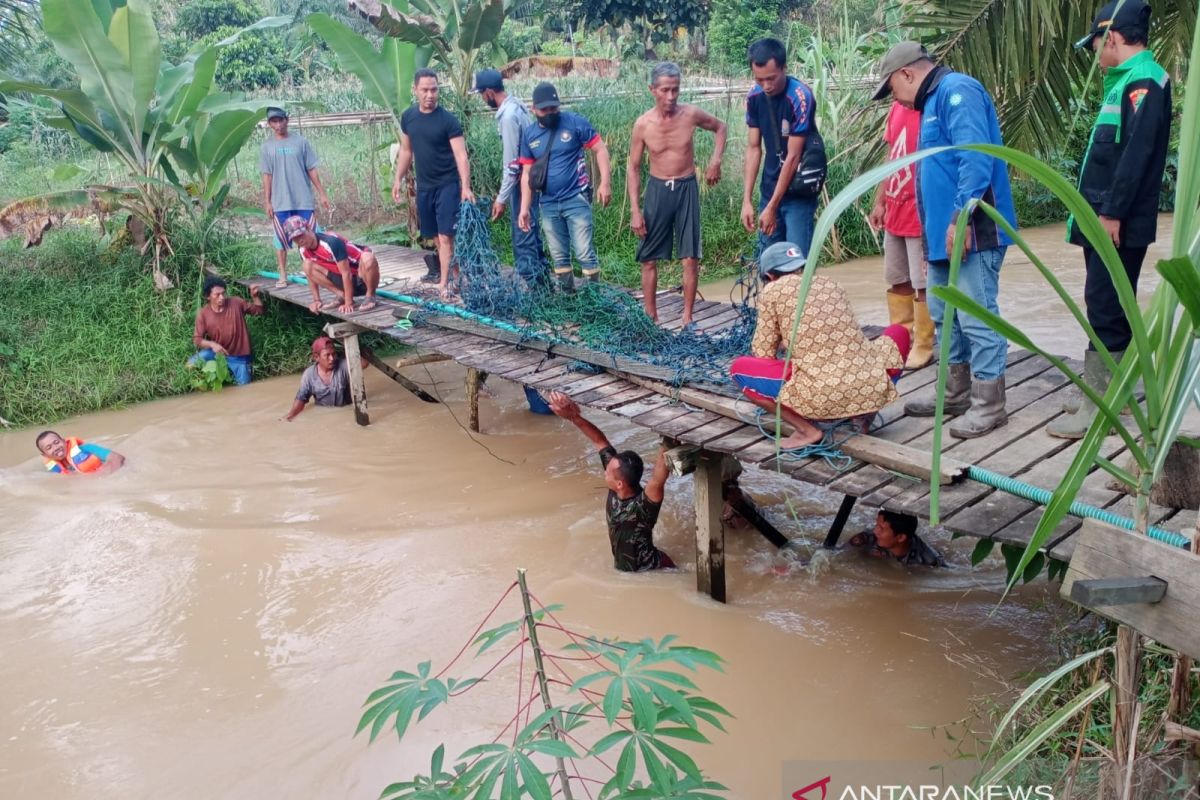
top-left (627, 62), bottom-right (728, 327)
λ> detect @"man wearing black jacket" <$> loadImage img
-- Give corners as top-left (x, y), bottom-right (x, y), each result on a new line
top-left (1050, 0), bottom-right (1172, 439)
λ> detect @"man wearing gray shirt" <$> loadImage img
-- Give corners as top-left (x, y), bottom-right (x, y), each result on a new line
top-left (261, 107), bottom-right (332, 288)
top-left (473, 70), bottom-right (549, 289)
top-left (280, 336), bottom-right (369, 421)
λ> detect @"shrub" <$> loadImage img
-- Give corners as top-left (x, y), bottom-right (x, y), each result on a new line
top-left (176, 0), bottom-right (261, 40)
top-left (708, 0), bottom-right (783, 70)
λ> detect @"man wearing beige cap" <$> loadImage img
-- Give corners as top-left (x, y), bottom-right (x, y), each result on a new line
top-left (873, 41), bottom-right (1018, 438)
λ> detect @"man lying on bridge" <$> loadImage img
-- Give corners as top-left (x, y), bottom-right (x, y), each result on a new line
top-left (731, 241), bottom-right (910, 449)
top-left (283, 216), bottom-right (381, 315)
top-left (37, 431), bottom-right (125, 476)
top-left (280, 336), bottom-right (370, 422)
top-left (547, 391), bottom-right (676, 572)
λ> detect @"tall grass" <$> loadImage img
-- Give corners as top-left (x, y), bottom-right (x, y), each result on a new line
top-left (0, 226), bottom-right (397, 427)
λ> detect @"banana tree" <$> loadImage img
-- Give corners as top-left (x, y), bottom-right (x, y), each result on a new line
top-left (307, 12), bottom-right (417, 135)
top-left (0, 0), bottom-right (289, 287)
top-left (346, 0), bottom-right (506, 101)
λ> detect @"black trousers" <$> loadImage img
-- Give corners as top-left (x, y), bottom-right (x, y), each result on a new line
top-left (1083, 244), bottom-right (1148, 352)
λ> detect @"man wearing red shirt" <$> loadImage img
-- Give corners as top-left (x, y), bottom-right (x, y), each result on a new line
top-left (284, 216), bottom-right (381, 314)
top-left (869, 101), bottom-right (934, 369)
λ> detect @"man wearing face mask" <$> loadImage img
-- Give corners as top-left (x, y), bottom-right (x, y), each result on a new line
top-left (472, 69), bottom-right (550, 290)
top-left (517, 82), bottom-right (613, 293)
top-left (873, 41), bottom-right (1018, 439)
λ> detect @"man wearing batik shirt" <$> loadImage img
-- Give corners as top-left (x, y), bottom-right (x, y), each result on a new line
top-left (547, 391), bottom-right (675, 572)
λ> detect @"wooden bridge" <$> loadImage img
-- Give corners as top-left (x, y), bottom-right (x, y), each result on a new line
top-left (243, 243), bottom-right (1195, 604)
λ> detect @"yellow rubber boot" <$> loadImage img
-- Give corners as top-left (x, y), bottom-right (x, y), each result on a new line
top-left (907, 298), bottom-right (936, 369)
top-left (885, 290), bottom-right (914, 333)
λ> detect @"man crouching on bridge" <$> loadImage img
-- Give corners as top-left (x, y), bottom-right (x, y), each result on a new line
top-left (547, 391), bottom-right (676, 572)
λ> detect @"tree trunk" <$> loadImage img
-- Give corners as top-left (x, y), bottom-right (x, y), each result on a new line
top-left (1112, 625), bottom-right (1142, 799)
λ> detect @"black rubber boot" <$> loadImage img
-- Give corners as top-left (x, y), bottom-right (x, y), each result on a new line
top-left (420, 253), bottom-right (440, 283)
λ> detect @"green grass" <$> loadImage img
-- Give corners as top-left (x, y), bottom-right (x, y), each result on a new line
top-left (0, 225), bottom-right (398, 428)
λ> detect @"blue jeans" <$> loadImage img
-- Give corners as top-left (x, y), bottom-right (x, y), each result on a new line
top-left (512, 202), bottom-right (549, 288)
top-left (539, 193), bottom-right (599, 277)
top-left (189, 349), bottom-right (252, 385)
top-left (758, 193), bottom-right (818, 257)
top-left (927, 247), bottom-right (1008, 381)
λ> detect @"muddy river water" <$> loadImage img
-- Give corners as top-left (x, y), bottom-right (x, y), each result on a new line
top-left (0, 222), bottom-right (1174, 798)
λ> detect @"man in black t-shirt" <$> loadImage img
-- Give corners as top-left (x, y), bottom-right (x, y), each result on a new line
top-left (392, 68), bottom-right (476, 299)
top-left (547, 391), bottom-right (676, 572)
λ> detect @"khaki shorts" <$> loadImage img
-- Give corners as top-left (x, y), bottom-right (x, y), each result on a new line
top-left (883, 231), bottom-right (926, 289)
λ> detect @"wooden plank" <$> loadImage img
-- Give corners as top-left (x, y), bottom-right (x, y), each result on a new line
top-left (695, 450), bottom-right (726, 603)
top-left (609, 394), bottom-right (676, 420)
top-left (1070, 577), bottom-right (1168, 606)
top-left (593, 386), bottom-right (657, 412)
top-left (391, 353), bottom-right (452, 369)
top-left (657, 409), bottom-right (726, 439)
top-left (627, 402), bottom-right (702, 429)
top-left (363, 349), bottom-right (440, 404)
top-left (1062, 519), bottom-right (1200, 659)
top-left (343, 333), bottom-right (369, 426)
top-left (677, 417), bottom-right (747, 447)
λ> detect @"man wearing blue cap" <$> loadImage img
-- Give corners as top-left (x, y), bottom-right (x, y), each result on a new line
top-left (260, 106), bottom-right (332, 288)
top-left (1049, 0), bottom-right (1172, 439)
top-left (472, 69), bottom-right (549, 289)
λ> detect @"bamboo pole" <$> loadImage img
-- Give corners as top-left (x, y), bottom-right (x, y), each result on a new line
top-left (466, 368), bottom-right (484, 432)
top-left (516, 569), bottom-right (575, 800)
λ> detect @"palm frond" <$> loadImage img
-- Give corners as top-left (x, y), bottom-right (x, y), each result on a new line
top-left (906, 0), bottom-right (1193, 155)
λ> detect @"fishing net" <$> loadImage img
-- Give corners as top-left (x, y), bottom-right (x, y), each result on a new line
top-left (440, 200), bottom-right (758, 389)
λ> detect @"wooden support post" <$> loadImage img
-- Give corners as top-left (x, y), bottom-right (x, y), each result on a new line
top-left (695, 450), bottom-right (726, 603)
top-left (343, 333), bottom-right (369, 426)
top-left (1112, 625), bottom-right (1142, 799)
top-left (466, 368), bottom-right (485, 433)
top-left (1168, 529), bottom-right (1200, 724)
top-left (664, 444), bottom-right (700, 477)
top-left (824, 495), bottom-right (857, 549)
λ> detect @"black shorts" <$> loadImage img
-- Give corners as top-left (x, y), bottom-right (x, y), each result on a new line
top-left (417, 182), bottom-right (460, 238)
top-left (326, 268), bottom-right (368, 296)
top-left (635, 175), bottom-right (701, 263)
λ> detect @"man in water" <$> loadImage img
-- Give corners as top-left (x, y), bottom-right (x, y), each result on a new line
top-left (472, 69), bottom-right (550, 290)
top-left (280, 336), bottom-right (369, 421)
top-left (392, 68), bottom-right (475, 298)
top-left (37, 431), bottom-right (125, 476)
top-left (189, 277), bottom-right (264, 385)
top-left (849, 510), bottom-right (945, 567)
top-left (874, 40), bottom-right (1018, 439)
top-left (1049, 0), bottom-right (1172, 439)
top-left (547, 391), bottom-right (675, 572)
top-left (627, 61), bottom-right (727, 327)
top-left (517, 82), bottom-right (613, 293)
top-left (283, 217), bottom-right (381, 314)
top-left (261, 106), bottom-right (332, 288)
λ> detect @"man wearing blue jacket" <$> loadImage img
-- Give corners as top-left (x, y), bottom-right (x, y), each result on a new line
top-left (873, 41), bottom-right (1018, 438)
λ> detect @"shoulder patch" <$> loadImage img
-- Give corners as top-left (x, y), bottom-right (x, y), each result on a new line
top-left (949, 93), bottom-right (963, 107)
top-left (1128, 87), bottom-right (1149, 110)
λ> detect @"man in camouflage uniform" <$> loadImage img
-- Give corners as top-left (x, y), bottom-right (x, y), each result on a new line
top-left (547, 391), bottom-right (675, 572)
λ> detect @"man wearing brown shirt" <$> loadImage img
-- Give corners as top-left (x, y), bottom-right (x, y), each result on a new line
top-left (189, 276), bottom-right (264, 385)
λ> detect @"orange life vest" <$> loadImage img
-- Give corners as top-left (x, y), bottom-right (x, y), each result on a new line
top-left (43, 437), bottom-right (105, 475)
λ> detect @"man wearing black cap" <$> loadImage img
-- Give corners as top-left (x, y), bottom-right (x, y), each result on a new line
top-left (1049, 0), bottom-right (1172, 440)
top-left (472, 69), bottom-right (549, 289)
top-left (873, 41), bottom-right (1018, 439)
top-left (517, 82), bottom-right (613, 292)
top-left (393, 68), bottom-right (476, 300)
top-left (260, 106), bottom-right (332, 289)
